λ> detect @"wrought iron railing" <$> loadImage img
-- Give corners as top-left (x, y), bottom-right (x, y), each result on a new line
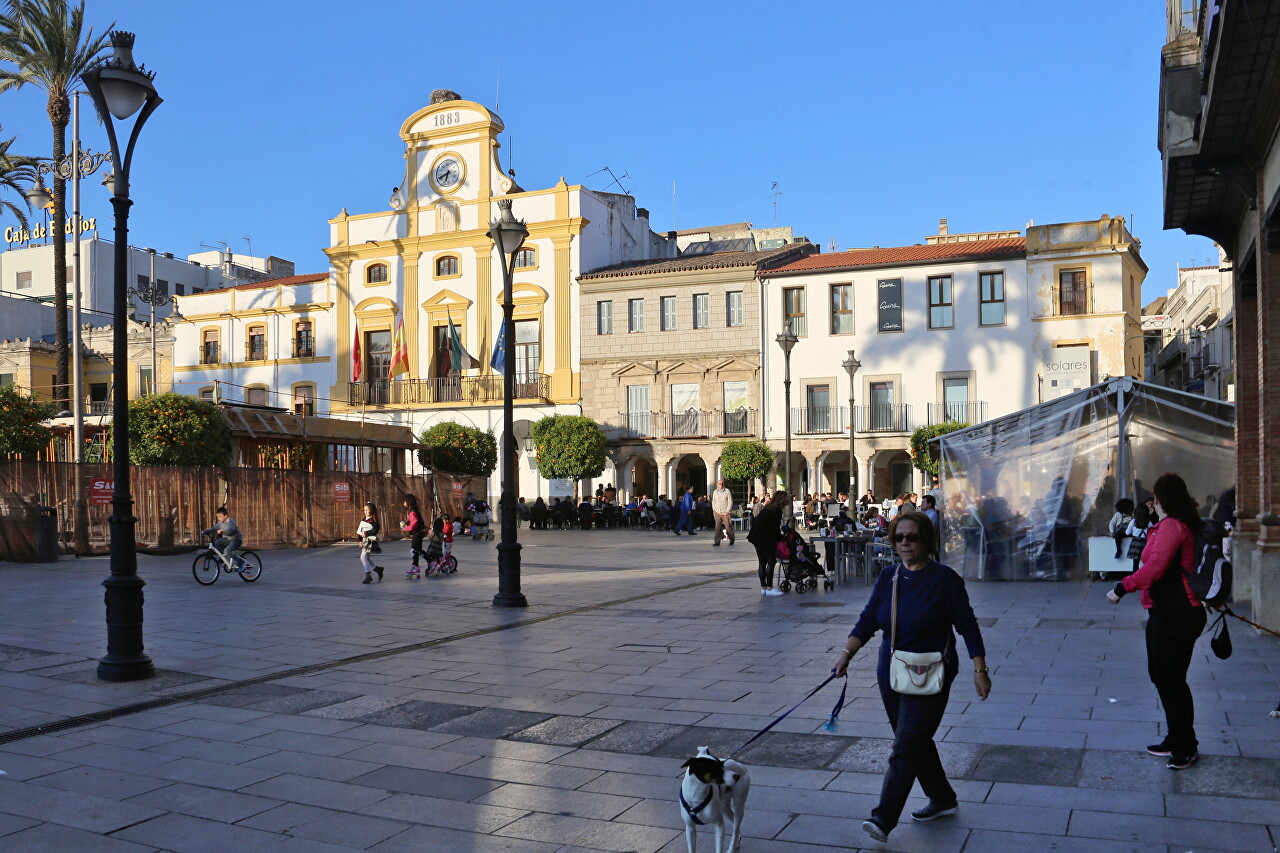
top-left (853, 404), bottom-right (912, 433)
top-left (245, 341), bottom-right (267, 362)
top-left (293, 339), bottom-right (315, 359)
top-left (603, 408), bottom-right (758, 441)
top-left (927, 400), bottom-right (987, 425)
top-left (200, 343), bottom-right (220, 365)
top-left (346, 373), bottom-right (550, 406)
top-left (790, 406), bottom-right (848, 435)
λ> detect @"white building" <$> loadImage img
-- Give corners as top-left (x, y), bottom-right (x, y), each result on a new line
top-left (759, 216), bottom-right (1146, 499)
top-left (1145, 253), bottom-right (1234, 401)
top-left (0, 235), bottom-right (292, 322)
top-left (172, 273), bottom-right (333, 413)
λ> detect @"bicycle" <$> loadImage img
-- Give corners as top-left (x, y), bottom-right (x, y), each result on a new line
top-left (193, 534), bottom-right (263, 585)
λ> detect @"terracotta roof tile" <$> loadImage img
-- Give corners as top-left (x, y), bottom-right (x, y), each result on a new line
top-left (766, 238), bottom-right (1026, 276)
top-left (189, 273), bottom-right (327, 296)
top-left (579, 245), bottom-right (813, 280)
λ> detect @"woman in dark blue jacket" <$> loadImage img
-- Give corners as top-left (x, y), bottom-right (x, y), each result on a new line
top-left (832, 510), bottom-right (990, 843)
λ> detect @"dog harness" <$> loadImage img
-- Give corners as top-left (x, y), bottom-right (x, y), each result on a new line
top-left (680, 787), bottom-right (715, 826)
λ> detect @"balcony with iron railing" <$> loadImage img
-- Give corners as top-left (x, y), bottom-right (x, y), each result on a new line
top-left (790, 406), bottom-right (849, 435)
top-left (1157, 335), bottom-right (1186, 369)
top-left (293, 337), bottom-right (315, 359)
top-left (200, 343), bottom-right (220, 365)
top-left (345, 373), bottom-right (551, 406)
top-left (853, 404), bottom-right (913, 433)
top-left (245, 341), bottom-right (267, 362)
top-left (927, 400), bottom-right (988, 426)
top-left (603, 408), bottom-right (758, 442)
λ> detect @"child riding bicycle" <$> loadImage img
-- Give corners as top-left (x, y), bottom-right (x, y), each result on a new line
top-left (202, 507), bottom-right (243, 568)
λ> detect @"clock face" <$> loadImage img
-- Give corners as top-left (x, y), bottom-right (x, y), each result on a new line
top-left (433, 158), bottom-right (462, 189)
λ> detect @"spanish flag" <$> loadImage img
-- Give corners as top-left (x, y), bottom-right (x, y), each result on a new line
top-left (352, 324), bottom-right (362, 382)
top-left (388, 317), bottom-right (410, 379)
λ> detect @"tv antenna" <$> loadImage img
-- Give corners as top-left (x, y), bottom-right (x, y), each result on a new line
top-left (586, 166), bottom-right (634, 195)
top-left (242, 235), bottom-right (254, 259)
top-left (768, 181), bottom-right (782, 226)
top-left (827, 238), bottom-right (841, 253)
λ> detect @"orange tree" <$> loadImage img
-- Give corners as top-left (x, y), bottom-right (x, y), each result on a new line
top-left (121, 393), bottom-right (231, 466)
top-left (531, 415), bottom-right (606, 497)
top-left (909, 421), bottom-right (969, 477)
top-left (0, 384), bottom-right (54, 458)
top-left (418, 421), bottom-right (496, 475)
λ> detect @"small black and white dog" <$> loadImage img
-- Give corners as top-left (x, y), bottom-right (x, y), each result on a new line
top-left (679, 746), bottom-right (750, 853)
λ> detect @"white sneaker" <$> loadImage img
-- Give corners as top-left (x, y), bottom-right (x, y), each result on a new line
top-left (765, 588), bottom-right (784, 596)
top-left (760, 588), bottom-right (768, 596)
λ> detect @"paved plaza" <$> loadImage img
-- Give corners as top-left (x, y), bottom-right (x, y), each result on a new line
top-left (0, 531), bottom-right (1277, 852)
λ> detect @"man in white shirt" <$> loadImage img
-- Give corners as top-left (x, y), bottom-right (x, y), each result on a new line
top-left (711, 479), bottom-right (735, 546)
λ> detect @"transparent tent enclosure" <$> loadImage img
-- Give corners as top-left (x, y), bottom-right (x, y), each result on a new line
top-left (934, 378), bottom-right (1235, 581)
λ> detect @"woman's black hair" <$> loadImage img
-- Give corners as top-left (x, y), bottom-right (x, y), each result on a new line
top-left (1132, 501), bottom-right (1151, 528)
top-left (403, 493), bottom-right (420, 512)
top-left (1152, 472), bottom-right (1202, 533)
top-left (364, 502), bottom-right (378, 519)
top-left (1115, 498), bottom-right (1135, 515)
top-left (432, 516), bottom-right (444, 534)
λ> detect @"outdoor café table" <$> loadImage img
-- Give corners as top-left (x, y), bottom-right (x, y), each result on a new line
top-left (812, 534), bottom-right (862, 585)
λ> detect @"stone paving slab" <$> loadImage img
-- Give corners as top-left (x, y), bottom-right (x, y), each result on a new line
top-left (0, 532), bottom-right (1278, 851)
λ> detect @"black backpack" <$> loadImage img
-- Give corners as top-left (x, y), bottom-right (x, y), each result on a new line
top-left (1185, 520), bottom-right (1231, 607)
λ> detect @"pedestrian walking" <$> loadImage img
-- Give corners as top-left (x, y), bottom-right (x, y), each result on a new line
top-left (747, 491), bottom-right (789, 595)
top-left (833, 510), bottom-right (989, 843)
top-left (1106, 472), bottom-right (1206, 770)
top-left (357, 502), bottom-right (384, 584)
top-left (712, 479), bottom-right (735, 546)
top-left (401, 494), bottom-right (426, 575)
top-left (673, 485), bottom-right (696, 536)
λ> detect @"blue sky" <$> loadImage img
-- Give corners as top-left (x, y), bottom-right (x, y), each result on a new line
top-left (1, 0), bottom-right (1215, 301)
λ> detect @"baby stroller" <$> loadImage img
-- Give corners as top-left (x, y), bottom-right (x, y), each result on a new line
top-left (471, 502), bottom-right (494, 540)
top-left (776, 525), bottom-right (832, 593)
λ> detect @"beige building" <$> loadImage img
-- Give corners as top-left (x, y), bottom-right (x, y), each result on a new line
top-left (578, 240), bottom-right (814, 500)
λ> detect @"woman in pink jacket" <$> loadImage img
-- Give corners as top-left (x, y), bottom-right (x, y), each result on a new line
top-left (1106, 472), bottom-right (1204, 770)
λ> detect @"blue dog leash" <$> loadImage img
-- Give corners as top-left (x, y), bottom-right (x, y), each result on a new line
top-left (727, 672), bottom-right (848, 759)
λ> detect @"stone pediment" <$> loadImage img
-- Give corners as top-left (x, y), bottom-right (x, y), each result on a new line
top-left (611, 361), bottom-right (658, 378)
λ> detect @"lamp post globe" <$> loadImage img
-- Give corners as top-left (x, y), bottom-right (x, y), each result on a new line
top-left (775, 319), bottom-right (798, 496)
top-left (486, 198), bottom-right (529, 608)
top-left (82, 30), bottom-right (161, 683)
top-left (841, 350), bottom-right (861, 507)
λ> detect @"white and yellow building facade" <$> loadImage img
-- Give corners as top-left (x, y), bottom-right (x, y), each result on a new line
top-left (175, 91), bottom-right (673, 496)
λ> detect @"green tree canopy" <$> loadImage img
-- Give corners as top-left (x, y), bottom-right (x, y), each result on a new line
top-left (909, 421), bottom-right (969, 477)
top-left (531, 415), bottom-right (606, 486)
top-left (121, 393), bottom-right (231, 467)
top-left (0, 128), bottom-right (37, 228)
top-left (418, 421), bottom-right (496, 476)
top-left (0, 384), bottom-right (54, 458)
top-left (719, 439), bottom-right (774, 484)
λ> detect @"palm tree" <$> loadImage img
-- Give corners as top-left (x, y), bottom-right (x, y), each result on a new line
top-left (0, 127), bottom-right (37, 228)
top-left (0, 0), bottom-right (111, 408)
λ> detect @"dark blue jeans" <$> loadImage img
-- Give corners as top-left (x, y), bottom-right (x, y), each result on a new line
top-left (872, 664), bottom-right (958, 832)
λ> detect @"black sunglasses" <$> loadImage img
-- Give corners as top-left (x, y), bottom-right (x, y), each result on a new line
top-left (891, 532), bottom-right (921, 544)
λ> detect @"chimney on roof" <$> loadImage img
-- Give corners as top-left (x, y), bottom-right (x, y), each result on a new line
top-left (938, 218), bottom-right (948, 236)
top-left (637, 207), bottom-right (649, 222)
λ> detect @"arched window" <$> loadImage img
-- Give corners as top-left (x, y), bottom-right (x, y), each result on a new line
top-left (366, 263), bottom-right (389, 284)
top-left (293, 385), bottom-right (315, 416)
top-left (246, 324), bottom-right (266, 361)
top-left (246, 386), bottom-right (269, 406)
top-left (199, 386), bottom-right (214, 402)
top-left (294, 319), bottom-right (314, 358)
top-left (201, 328), bottom-right (220, 364)
top-left (435, 255), bottom-right (460, 277)
top-left (514, 247), bottom-right (537, 269)
top-left (436, 201), bottom-right (458, 232)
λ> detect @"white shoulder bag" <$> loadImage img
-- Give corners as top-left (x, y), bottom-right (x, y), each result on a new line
top-left (888, 566), bottom-right (948, 696)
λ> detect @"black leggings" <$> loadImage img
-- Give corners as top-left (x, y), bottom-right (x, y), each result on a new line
top-left (753, 541), bottom-right (776, 588)
top-left (411, 532), bottom-right (425, 566)
top-left (1146, 605), bottom-right (1207, 755)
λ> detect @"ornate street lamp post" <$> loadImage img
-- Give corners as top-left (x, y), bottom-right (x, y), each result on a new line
top-left (487, 199), bottom-right (529, 608)
top-left (842, 349), bottom-right (861, 509)
top-left (82, 31), bottom-right (162, 682)
top-left (775, 319), bottom-right (798, 495)
top-left (129, 248), bottom-right (181, 391)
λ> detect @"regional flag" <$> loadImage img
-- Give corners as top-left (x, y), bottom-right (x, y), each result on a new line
top-left (352, 323), bottom-right (362, 382)
top-left (490, 321), bottom-right (508, 373)
top-left (448, 314), bottom-right (479, 371)
top-left (388, 317), bottom-right (410, 379)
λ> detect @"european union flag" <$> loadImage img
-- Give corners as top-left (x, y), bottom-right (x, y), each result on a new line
top-left (490, 322), bottom-right (508, 373)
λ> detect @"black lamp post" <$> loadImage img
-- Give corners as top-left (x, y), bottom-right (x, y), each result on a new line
top-left (82, 31), bottom-right (161, 682)
top-left (487, 198), bottom-right (529, 608)
top-left (842, 349), bottom-right (861, 508)
top-left (775, 318), bottom-right (798, 495)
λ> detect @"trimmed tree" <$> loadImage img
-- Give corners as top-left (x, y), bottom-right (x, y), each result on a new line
top-left (123, 393), bottom-right (231, 467)
top-left (719, 439), bottom-right (774, 492)
top-left (909, 421), bottom-right (969, 478)
top-left (0, 384), bottom-right (54, 458)
top-left (531, 415), bottom-right (606, 499)
top-left (418, 421), bottom-right (497, 476)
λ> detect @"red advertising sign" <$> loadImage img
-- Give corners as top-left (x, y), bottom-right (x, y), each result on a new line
top-left (451, 481), bottom-right (464, 499)
top-left (333, 482), bottom-right (351, 503)
top-left (89, 478), bottom-right (113, 506)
